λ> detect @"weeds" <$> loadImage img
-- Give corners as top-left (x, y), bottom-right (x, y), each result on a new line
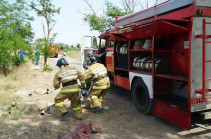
top-left (43, 65), bottom-right (53, 72)
top-left (1, 84), bottom-right (12, 90)
top-left (67, 50), bottom-right (81, 60)
top-left (0, 92), bottom-right (21, 120)
top-left (11, 74), bottom-right (18, 81)
top-left (10, 107), bottom-right (22, 120)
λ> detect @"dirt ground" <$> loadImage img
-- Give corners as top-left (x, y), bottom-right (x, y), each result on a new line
top-left (1, 56), bottom-right (211, 139)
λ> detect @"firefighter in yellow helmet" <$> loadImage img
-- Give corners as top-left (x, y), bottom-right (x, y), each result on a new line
top-left (53, 58), bottom-right (85, 120)
top-left (84, 55), bottom-right (110, 113)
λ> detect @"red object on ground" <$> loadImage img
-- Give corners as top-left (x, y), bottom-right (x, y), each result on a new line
top-left (59, 133), bottom-right (75, 139)
top-left (75, 131), bottom-right (89, 139)
top-left (75, 122), bottom-right (87, 134)
top-left (75, 122), bottom-right (102, 135)
top-left (87, 122), bottom-right (102, 134)
top-left (60, 122), bottom-right (102, 139)
top-left (85, 124), bottom-right (92, 135)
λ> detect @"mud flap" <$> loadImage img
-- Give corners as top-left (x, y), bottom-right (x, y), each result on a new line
top-left (153, 100), bottom-right (191, 130)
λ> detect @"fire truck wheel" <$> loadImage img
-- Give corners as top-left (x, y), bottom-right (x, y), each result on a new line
top-left (132, 78), bottom-right (153, 114)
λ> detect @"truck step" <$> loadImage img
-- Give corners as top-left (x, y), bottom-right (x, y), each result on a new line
top-left (200, 111), bottom-right (211, 120)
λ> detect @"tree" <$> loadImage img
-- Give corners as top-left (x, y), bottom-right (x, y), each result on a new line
top-left (70, 44), bottom-right (74, 48)
top-left (27, 0), bottom-right (60, 66)
top-left (0, 0), bottom-right (34, 76)
top-left (59, 43), bottom-right (70, 52)
top-left (120, 0), bottom-right (138, 12)
top-left (76, 43), bottom-right (81, 49)
top-left (83, 1), bottom-right (132, 32)
top-left (93, 37), bottom-right (97, 48)
top-left (83, 0), bottom-right (166, 33)
top-left (140, 0), bottom-right (166, 9)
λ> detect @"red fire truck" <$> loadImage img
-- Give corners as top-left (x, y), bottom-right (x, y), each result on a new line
top-left (98, 0), bottom-right (211, 129)
top-left (50, 45), bottom-right (60, 58)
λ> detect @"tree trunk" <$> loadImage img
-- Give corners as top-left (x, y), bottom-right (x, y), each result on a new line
top-left (44, 56), bottom-right (47, 66)
top-left (2, 65), bottom-right (8, 76)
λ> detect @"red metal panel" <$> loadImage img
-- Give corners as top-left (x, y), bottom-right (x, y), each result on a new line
top-left (119, 20), bottom-right (189, 40)
top-left (203, 8), bottom-right (211, 15)
top-left (161, 6), bottom-right (194, 20)
top-left (106, 48), bottom-right (114, 72)
top-left (153, 100), bottom-right (191, 130)
top-left (170, 34), bottom-right (189, 75)
top-left (115, 75), bottom-right (130, 90)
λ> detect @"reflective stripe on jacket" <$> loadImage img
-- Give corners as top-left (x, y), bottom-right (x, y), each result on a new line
top-left (53, 66), bottom-right (85, 92)
top-left (84, 63), bottom-right (110, 89)
top-left (93, 84), bottom-right (110, 89)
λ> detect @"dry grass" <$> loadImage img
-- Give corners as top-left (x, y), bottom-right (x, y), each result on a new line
top-left (0, 64), bottom-right (34, 120)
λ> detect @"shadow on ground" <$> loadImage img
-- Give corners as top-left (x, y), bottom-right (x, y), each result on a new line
top-left (0, 85), bottom-right (211, 139)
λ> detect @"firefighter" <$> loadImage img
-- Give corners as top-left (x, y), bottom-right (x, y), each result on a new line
top-left (83, 49), bottom-right (107, 69)
top-left (53, 58), bottom-right (85, 120)
top-left (84, 55), bottom-right (110, 113)
top-left (35, 50), bottom-right (40, 65)
top-left (18, 50), bottom-right (25, 62)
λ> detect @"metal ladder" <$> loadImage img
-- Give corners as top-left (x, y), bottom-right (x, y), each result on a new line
top-left (196, 19), bottom-right (211, 99)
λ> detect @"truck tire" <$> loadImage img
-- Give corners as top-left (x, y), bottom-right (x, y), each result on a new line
top-left (132, 78), bottom-right (153, 114)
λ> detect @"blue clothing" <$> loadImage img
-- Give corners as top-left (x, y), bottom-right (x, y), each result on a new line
top-left (35, 52), bottom-right (40, 59)
top-left (35, 58), bottom-right (39, 65)
top-left (35, 52), bottom-right (40, 65)
top-left (18, 50), bottom-right (25, 61)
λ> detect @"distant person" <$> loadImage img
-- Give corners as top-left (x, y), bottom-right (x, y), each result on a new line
top-left (18, 50), bottom-right (25, 62)
top-left (61, 52), bottom-right (66, 58)
top-left (83, 50), bottom-right (107, 69)
top-left (35, 50), bottom-right (40, 65)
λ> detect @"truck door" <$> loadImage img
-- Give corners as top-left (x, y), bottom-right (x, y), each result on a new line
top-left (106, 40), bottom-right (114, 73)
top-left (81, 36), bottom-right (98, 68)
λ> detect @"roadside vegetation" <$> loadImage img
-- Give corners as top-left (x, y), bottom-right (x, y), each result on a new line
top-left (66, 48), bottom-right (81, 61)
top-left (0, 0), bottom-right (34, 76)
top-left (59, 43), bottom-right (81, 60)
top-left (0, 64), bottom-right (31, 121)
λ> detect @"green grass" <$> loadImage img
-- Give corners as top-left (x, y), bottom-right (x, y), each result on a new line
top-left (0, 92), bottom-right (21, 120)
top-left (1, 84), bottom-right (13, 90)
top-left (67, 49), bottom-right (81, 60)
top-left (43, 65), bottom-right (53, 72)
top-left (10, 107), bottom-right (22, 120)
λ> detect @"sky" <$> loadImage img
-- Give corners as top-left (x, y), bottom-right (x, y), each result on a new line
top-left (30, 0), bottom-right (160, 46)
top-left (30, 0), bottom-right (119, 46)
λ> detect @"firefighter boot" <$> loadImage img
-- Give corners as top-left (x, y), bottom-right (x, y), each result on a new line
top-left (74, 109), bottom-right (82, 120)
top-left (60, 112), bottom-right (69, 121)
top-left (90, 106), bottom-right (102, 114)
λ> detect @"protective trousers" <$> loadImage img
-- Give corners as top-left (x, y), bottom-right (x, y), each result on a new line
top-left (54, 92), bottom-right (82, 118)
top-left (90, 88), bottom-right (109, 108)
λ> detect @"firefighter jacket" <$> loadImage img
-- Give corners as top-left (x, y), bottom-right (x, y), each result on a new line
top-left (83, 51), bottom-right (107, 69)
top-left (84, 63), bottom-right (110, 90)
top-left (53, 66), bottom-right (85, 93)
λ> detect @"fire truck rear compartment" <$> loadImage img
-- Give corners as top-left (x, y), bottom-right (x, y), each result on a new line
top-left (155, 78), bottom-right (188, 109)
